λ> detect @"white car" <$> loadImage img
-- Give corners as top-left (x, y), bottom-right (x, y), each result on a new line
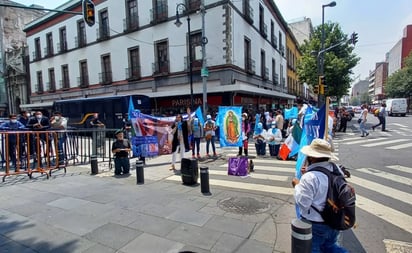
top-left (354, 106), bottom-right (362, 114)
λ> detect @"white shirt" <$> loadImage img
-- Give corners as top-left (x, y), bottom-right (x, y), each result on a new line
top-left (265, 127), bottom-right (282, 145)
top-left (294, 161), bottom-right (333, 222)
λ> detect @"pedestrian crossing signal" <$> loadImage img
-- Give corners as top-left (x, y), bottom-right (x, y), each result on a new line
top-left (82, 0), bottom-right (95, 27)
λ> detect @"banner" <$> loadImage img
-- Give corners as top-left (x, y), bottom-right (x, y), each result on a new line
top-left (217, 106), bottom-right (243, 147)
top-left (284, 106), bottom-right (298, 120)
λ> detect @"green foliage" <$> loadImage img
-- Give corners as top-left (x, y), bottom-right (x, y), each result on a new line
top-left (297, 22), bottom-right (360, 99)
top-left (385, 51), bottom-right (412, 98)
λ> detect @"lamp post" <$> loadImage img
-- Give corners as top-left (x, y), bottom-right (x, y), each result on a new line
top-left (318, 1), bottom-right (336, 107)
top-left (175, 3), bottom-right (194, 110)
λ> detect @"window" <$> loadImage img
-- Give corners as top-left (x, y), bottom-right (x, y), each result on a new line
top-left (125, 0), bottom-right (138, 31)
top-left (62, 65), bottom-right (70, 90)
top-left (259, 4), bottom-right (267, 37)
top-left (46, 33), bottom-right (53, 56)
top-left (127, 47), bottom-right (141, 79)
top-left (99, 10), bottom-right (110, 40)
top-left (243, 0), bottom-right (253, 24)
top-left (34, 37), bottom-right (41, 60)
top-left (100, 54), bottom-right (112, 84)
top-left (279, 31), bottom-right (284, 55)
top-left (187, 0), bottom-right (201, 10)
top-left (152, 0), bottom-right (168, 23)
top-left (36, 71), bottom-right (43, 93)
top-left (48, 68), bottom-right (56, 92)
top-left (79, 60), bottom-right (89, 87)
top-left (270, 20), bottom-right (277, 47)
top-left (154, 40), bottom-right (169, 74)
top-left (77, 20), bottom-right (87, 47)
top-left (261, 50), bottom-right (267, 79)
top-left (272, 58), bottom-right (278, 85)
top-left (244, 37), bottom-right (254, 74)
top-left (189, 32), bottom-right (202, 68)
top-left (59, 27), bottom-right (67, 53)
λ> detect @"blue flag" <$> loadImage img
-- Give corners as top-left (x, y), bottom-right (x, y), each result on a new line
top-left (284, 107), bottom-right (298, 120)
top-left (128, 96), bottom-right (135, 120)
top-left (194, 106), bottom-right (205, 126)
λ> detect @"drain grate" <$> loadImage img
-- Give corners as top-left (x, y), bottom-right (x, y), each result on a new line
top-left (218, 197), bottom-right (270, 215)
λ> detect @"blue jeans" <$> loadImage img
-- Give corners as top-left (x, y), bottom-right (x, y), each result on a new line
top-left (192, 137), bottom-right (201, 155)
top-left (206, 136), bottom-right (216, 155)
top-left (359, 121), bottom-right (368, 136)
top-left (311, 223), bottom-right (348, 253)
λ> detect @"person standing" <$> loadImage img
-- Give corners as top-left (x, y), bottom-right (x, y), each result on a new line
top-left (372, 103), bottom-right (387, 131)
top-left (291, 138), bottom-right (347, 253)
top-left (170, 109), bottom-right (191, 171)
top-left (338, 108), bottom-right (350, 133)
top-left (238, 113), bottom-right (250, 156)
top-left (274, 110), bottom-right (284, 137)
top-left (266, 122), bottom-right (282, 157)
top-left (50, 111), bottom-right (68, 165)
top-left (0, 114), bottom-right (26, 170)
top-left (359, 104), bottom-right (369, 137)
top-left (26, 111), bottom-right (51, 158)
top-left (191, 116), bottom-right (202, 159)
top-left (89, 113), bottom-right (105, 153)
top-left (204, 114), bottom-right (217, 158)
top-left (111, 129), bottom-right (131, 175)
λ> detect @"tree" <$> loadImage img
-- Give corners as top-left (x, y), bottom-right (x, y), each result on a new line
top-left (297, 22), bottom-right (360, 99)
top-left (385, 51), bottom-right (412, 98)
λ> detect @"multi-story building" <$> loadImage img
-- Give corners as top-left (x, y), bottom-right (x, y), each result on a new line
top-left (288, 17), bottom-right (313, 47)
top-left (387, 24), bottom-right (412, 76)
top-left (368, 69), bottom-right (376, 103)
top-left (23, 0), bottom-right (296, 115)
top-left (373, 62), bottom-right (388, 102)
top-left (0, 0), bottom-right (44, 115)
top-left (351, 79), bottom-right (369, 105)
top-left (286, 29), bottom-right (303, 98)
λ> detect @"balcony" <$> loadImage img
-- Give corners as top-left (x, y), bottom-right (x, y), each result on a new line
top-left (77, 76), bottom-right (89, 88)
top-left (152, 61), bottom-right (170, 75)
top-left (150, 4), bottom-right (168, 24)
top-left (186, 0), bottom-right (201, 11)
top-left (271, 34), bottom-right (278, 49)
top-left (279, 45), bottom-right (285, 56)
top-left (75, 36), bottom-right (87, 48)
top-left (56, 42), bottom-right (67, 53)
top-left (260, 23), bottom-right (268, 38)
top-left (184, 56), bottom-right (202, 71)
top-left (262, 67), bottom-right (269, 80)
top-left (244, 5), bottom-right (254, 24)
top-left (60, 79), bottom-right (70, 90)
top-left (273, 73), bottom-right (279, 85)
top-left (35, 84), bottom-right (44, 94)
top-left (32, 51), bottom-right (41, 61)
top-left (125, 67), bottom-right (141, 80)
top-left (43, 46), bottom-right (53, 58)
top-left (99, 71), bottom-right (112, 85)
top-left (245, 58), bottom-right (255, 75)
top-left (97, 26), bottom-right (110, 41)
top-left (47, 82), bottom-right (56, 92)
top-left (123, 14), bottom-right (139, 32)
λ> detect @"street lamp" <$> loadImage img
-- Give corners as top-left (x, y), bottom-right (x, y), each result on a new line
top-left (175, 3), bottom-right (194, 110)
top-left (319, 1), bottom-right (336, 107)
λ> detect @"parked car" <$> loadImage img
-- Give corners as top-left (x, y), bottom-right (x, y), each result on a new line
top-left (354, 106), bottom-right (362, 114)
top-left (345, 106), bottom-right (355, 117)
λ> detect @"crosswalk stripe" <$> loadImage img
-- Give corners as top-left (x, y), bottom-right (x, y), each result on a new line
top-left (334, 137), bottom-right (363, 142)
top-left (348, 176), bottom-right (412, 206)
top-left (166, 175), bottom-right (294, 195)
top-left (356, 195), bottom-right (412, 234)
top-left (386, 142), bottom-right (412, 150)
top-left (390, 123), bottom-right (408, 128)
top-left (400, 127), bottom-right (412, 133)
top-left (223, 157), bottom-right (296, 166)
top-left (386, 165), bottom-right (412, 174)
top-left (207, 170), bottom-right (290, 181)
top-left (342, 137), bottom-right (387, 145)
top-left (361, 139), bottom-right (408, 147)
top-left (219, 164), bottom-right (295, 173)
top-left (357, 168), bottom-right (412, 186)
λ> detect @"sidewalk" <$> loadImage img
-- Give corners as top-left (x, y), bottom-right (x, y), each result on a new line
top-left (0, 141), bottom-right (365, 253)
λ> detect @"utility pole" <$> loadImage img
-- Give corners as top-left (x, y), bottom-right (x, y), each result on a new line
top-left (200, 0), bottom-right (209, 117)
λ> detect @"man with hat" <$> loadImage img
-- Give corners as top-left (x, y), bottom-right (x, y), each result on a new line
top-left (291, 138), bottom-right (347, 252)
top-left (111, 129), bottom-right (131, 175)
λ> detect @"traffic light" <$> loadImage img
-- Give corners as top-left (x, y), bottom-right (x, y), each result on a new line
top-left (320, 84), bottom-right (325, 94)
top-left (351, 32), bottom-right (358, 45)
top-left (319, 75), bottom-right (325, 85)
top-left (313, 84), bottom-right (319, 94)
top-left (83, 0), bottom-right (95, 27)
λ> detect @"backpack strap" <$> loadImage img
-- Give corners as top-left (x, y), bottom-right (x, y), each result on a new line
top-left (309, 165), bottom-right (334, 215)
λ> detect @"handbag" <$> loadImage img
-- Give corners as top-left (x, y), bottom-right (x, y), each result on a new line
top-left (357, 118), bottom-right (362, 124)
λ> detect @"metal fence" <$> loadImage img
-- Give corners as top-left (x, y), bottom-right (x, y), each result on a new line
top-left (0, 128), bottom-right (117, 182)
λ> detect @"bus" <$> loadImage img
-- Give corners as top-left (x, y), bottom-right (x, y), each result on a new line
top-left (52, 94), bottom-right (151, 129)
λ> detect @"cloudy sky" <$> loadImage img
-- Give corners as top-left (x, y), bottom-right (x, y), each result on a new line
top-left (14, 0), bottom-right (412, 84)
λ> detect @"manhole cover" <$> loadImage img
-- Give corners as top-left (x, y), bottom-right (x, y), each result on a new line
top-left (217, 197), bottom-right (270, 215)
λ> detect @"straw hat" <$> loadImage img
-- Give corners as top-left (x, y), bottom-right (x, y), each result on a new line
top-left (301, 138), bottom-right (337, 160)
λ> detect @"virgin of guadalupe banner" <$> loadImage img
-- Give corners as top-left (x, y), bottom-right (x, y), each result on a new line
top-left (217, 106), bottom-right (243, 147)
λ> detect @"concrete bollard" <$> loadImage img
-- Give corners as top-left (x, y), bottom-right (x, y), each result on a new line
top-left (291, 218), bottom-right (312, 253)
top-left (200, 166), bottom-right (211, 195)
top-left (91, 155), bottom-right (98, 175)
top-left (136, 160), bottom-right (144, 184)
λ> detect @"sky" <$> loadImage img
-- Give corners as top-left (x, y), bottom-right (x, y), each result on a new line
top-left (14, 0), bottom-right (412, 85)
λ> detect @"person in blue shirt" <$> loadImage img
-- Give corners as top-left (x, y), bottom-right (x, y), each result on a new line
top-left (0, 114), bottom-right (26, 170)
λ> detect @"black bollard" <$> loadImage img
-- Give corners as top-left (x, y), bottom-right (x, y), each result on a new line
top-left (291, 218), bottom-right (312, 253)
top-left (136, 160), bottom-right (144, 184)
top-left (200, 166), bottom-right (211, 195)
top-left (91, 155), bottom-right (98, 175)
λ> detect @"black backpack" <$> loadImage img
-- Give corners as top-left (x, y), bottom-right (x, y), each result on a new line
top-left (311, 163), bottom-right (356, 230)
